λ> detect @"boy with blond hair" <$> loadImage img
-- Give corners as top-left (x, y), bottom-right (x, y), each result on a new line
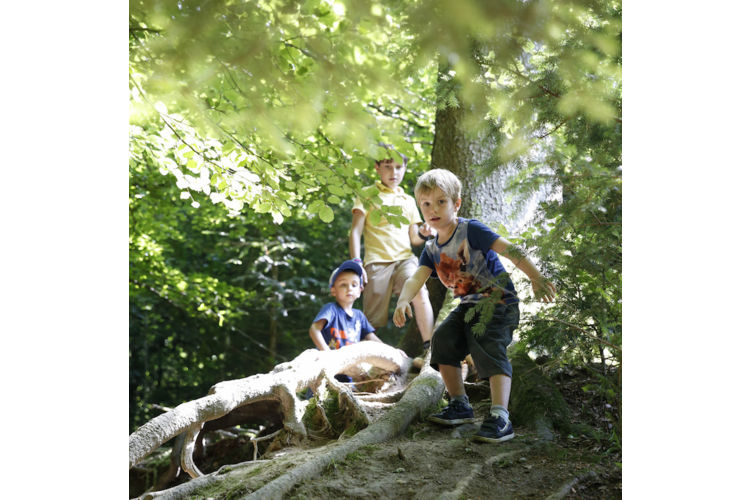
top-left (350, 155), bottom-right (435, 351)
top-left (393, 168), bottom-right (556, 443)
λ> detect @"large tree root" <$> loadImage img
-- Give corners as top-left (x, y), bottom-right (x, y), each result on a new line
top-left (132, 365), bottom-right (444, 500)
top-left (136, 460), bottom-right (267, 500)
top-left (129, 342), bottom-right (410, 473)
top-left (238, 359), bottom-right (444, 500)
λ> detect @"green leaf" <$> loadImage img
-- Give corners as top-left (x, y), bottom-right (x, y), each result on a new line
top-left (351, 156), bottom-right (370, 170)
top-left (369, 209), bottom-right (382, 226)
top-left (285, 181), bottom-right (296, 189)
top-left (319, 206), bottom-right (334, 223)
top-left (256, 203), bottom-right (272, 213)
top-left (327, 195), bottom-right (341, 204)
top-left (385, 215), bottom-right (402, 228)
top-left (308, 200), bottom-right (325, 214)
top-left (496, 224), bottom-right (509, 238)
top-left (328, 185), bottom-right (345, 196)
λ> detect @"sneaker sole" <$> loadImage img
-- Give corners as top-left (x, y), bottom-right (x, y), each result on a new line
top-left (472, 432), bottom-right (515, 443)
top-left (427, 416), bottom-right (477, 426)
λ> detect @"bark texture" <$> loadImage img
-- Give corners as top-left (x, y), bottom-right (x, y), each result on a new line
top-left (432, 102), bottom-right (546, 236)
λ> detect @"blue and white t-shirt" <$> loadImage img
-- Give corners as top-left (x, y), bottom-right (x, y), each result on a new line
top-left (419, 218), bottom-right (519, 305)
top-left (313, 302), bottom-right (376, 350)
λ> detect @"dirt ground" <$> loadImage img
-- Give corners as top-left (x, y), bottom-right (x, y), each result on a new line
top-left (130, 366), bottom-right (622, 500)
top-left (283, 405), bottom-right (622, 500)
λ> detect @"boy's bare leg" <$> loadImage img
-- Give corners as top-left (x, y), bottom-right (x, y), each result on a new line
top-left (439, 364), bottom-right (466, 397)
top-left (411, 288), bottom-right (434, 342)
top-left (488, 373), bottom-right (511, 408)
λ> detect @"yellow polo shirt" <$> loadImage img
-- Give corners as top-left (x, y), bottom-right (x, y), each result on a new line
top-left (352, 182), bottom-right (423, 266)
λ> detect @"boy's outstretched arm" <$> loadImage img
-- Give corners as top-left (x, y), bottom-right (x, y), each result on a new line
top-left (309, 319), bottom-right (330, 351)
top-left (490, 237), bottom-right (556, 302)
top-left (393, 266), bottom-right (433, 327)
top-left (408, 223), bottom-right (437, 247)
top-left (349, 209), bottom-right (368, 284)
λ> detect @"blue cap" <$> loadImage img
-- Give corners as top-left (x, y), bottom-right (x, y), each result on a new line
top-left (329, 260), bottom-right (364, 288)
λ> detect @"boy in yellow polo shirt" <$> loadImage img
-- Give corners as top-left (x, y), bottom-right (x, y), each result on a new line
top-left (350, 156), bottom-right (435, 351)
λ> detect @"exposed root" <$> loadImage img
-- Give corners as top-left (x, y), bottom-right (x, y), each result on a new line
top-left (134, 461), bottom-right (267, 500)
top-left (314, 399), bottom-right (333, 434)
top-left (323, 370), bottom-right (372, 430)
top-left (544, 470), bottom-right (598, 500)
top-left (250, 429), bottom-right (283, 461)
top-left (238, 366), bottom-right (445, 500)
top-left (130, 342), bottom-right (408, 468)
top-left (355, 388), bottom-right (406, 403)
top-left (180, 423), bottom-right (205, 478)
top-left (437, 447), bottom-right (530, 500)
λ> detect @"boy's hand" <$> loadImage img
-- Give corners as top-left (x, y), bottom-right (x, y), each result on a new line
top-left (532, 279), bottom-right (557, 303)
top-left (358, 262), bottom-right (368, 285)
top-left (393, 301), bottom-right (412, 327)
top-left (418, 223), bottom-right (437, 239)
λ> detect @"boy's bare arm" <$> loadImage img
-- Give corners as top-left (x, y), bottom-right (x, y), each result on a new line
top-left (362, 332), bottom-right (384, 343)
top-left (408, 223), bottom-right (437, 247)
top-left (309, 319), bottom-right (331, 351)
top-left (349, 209), bottom-right (368, 284)
top-left (490, 237), bottom-right (556, 302)
top-left (393, 266), bottom-right (433, 327)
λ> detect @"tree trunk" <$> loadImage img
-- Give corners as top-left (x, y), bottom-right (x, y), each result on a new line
top-left (432, 102), bottom-right (511, 228)
top-left (431, 72), bottom-right (549, 236)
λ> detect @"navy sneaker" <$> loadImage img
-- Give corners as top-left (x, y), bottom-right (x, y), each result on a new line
top-left (427, 400), bottom-right (475, 426)
top-left (473, 414), bottom-right (515, 443)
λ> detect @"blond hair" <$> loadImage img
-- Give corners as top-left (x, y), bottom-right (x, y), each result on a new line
top-left (414, 168), bottom-right (462, 204)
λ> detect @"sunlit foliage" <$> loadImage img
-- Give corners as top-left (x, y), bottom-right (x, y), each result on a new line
top-left (129, 0), bottom-right (622, 430)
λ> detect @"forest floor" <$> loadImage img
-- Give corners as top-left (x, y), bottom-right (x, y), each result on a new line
top-left (131, 365), bottom-right (622, 500)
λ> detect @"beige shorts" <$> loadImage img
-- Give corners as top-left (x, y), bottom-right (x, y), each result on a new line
top-left (363, 256), bottom-right (425, 328)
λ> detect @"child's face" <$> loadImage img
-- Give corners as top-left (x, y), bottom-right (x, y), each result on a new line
top-left (330, 271), bottom-right (362, 306)
top-left (374, 160), bottom-right (405, 190)
top-left (418, 187), bottom-right (461, 232)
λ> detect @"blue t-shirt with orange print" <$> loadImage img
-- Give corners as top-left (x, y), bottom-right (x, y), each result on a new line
top-left (419, 218), bottom-right (520, 305)
top-left (313, 302), bottom-right (375, 350)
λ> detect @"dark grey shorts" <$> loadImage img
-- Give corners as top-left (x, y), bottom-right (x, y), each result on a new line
top-left (429, 302), bottom-right (520, 380)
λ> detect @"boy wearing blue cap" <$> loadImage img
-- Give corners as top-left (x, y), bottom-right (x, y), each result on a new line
top-left (309, 260), bottom-right (383, 353)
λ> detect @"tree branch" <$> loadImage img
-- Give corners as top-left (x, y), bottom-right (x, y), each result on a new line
top-left (282, 42), bottom-right (317, 61)
top-left (505, 66), bottom-right (622, 123)
top-left (537, 117), bottom-right (571, 139)
top-left (366, 104), bottom-right (429, 130)
top-left (130, 27), bottom-right (162, 34)
top-left (540, 317), bottom-right (622, 352)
